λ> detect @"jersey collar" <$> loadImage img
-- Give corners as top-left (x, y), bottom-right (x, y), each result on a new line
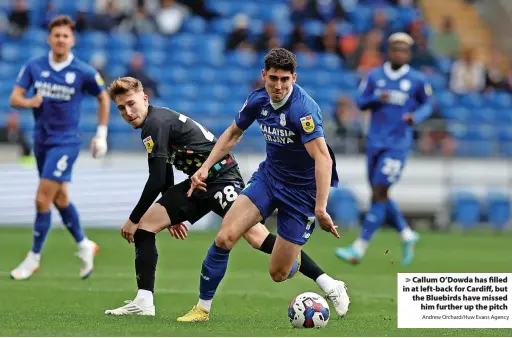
top-left (383, 62), bottom-right (410, 81)
top-left (269, 85), bottom-right (293, 110)
top-left (48, 51), bottom-right (74, 72)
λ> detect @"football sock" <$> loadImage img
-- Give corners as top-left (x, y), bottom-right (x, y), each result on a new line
top-left (386, 199), bottom-right (408, 233)
top-left (57, 203), bottom-right (85, 243)
top-left (359, 201), bottom-right (387, 242)
top-left (134, 229), bottom-right (158, 293)
top-left (197, 299), bottom-right (212, 312)
top-left (199, 241), bottom-right (231, 301)
top-left (316, 273), bottom-right (336, 294)
top-left (259, 233), bottom-right (324, 281)
top-left (31, 211), bottom-right (51, 254)
top-left (134, 289), bottom-right (154, 307)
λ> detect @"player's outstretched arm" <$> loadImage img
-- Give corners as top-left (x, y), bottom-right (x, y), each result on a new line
top-left (204, 121), bottom-right (244, 170)
top-left (188, 121), bottom-right (244, 196)
top-left (9, 86), bottom-right (42, 109)
top-left (305, 137), bottom-right (339, 238)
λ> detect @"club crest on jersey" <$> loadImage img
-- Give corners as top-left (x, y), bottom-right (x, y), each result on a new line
top-left (300, 115), bottom-right (315, 133)
top-left (41, 71), bottom-right (50, 78)
top-left (261, 109), bottom-right (268, 116)
top-left (65, 72), bottom-right (76, 84)
top-left (425, 84), bottom-right (433, 96)
top-left (279, 113), bottom-right (286, 126)
top-left (143, 136), bottom-right (154, 153)
top-left (400, 79), bottom-right (411, 91)
top-left (95, 73), bottom-right (105, 86)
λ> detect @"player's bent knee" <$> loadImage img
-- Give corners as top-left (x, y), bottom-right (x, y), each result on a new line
top-left (269, 267), bottom-right (288, 283)
top-left (138, 204), bottom-right (172, 234)
top-left (215, 231), bottom-right (237, 250)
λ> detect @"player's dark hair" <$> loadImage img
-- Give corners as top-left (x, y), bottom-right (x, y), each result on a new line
top-left (264, 48), bottom-right (297, 74)
top-left (107, 77), bottom-right (144, 101)
top-left (48, 15), bottom-right (75, 33)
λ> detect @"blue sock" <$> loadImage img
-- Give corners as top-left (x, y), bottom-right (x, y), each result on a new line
top-left (360, 202), bottom-right (387, 241)
top-left (57, 203), bottom-right (85, 243)
top-left (386, 199), bottom-right (408, 232)
top-left (199, 242), bottom-right (231, 301)
top-left (32, 211), bottom-right (52, 254)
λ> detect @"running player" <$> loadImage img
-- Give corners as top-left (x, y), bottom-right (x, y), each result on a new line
top-left (9, 15), bottom-right (109, 280)
top-left (179, 48), bottom-right (349, 322)
top-left (103, 77), bottom-right (349, 317)
top-left (335, 33), bottom-right (433, 266)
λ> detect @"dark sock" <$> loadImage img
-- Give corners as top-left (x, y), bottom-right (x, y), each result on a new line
top-left (259, 233), bottom-right (325, 281)
top-left (134, 229), bottom-right (158, 293)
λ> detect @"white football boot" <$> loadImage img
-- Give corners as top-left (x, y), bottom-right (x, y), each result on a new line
top-left (325, 280), bottom-right (350, 317)
top-left (76, 239), bottom-right (99, 279)
top-left (10, 251), bottom-right (41, 280)
top-left (105, 300), bottom-right (155, 316)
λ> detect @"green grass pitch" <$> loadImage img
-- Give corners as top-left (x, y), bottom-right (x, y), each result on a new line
top-left (0, 226), bottom-right (510, 336)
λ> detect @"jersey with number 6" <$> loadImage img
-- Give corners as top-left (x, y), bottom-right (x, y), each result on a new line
top-left (140, 105), bottom-right (238, 177)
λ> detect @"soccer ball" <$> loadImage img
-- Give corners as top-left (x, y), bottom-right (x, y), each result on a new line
top-left (288, 292), bottom-right (330, 328)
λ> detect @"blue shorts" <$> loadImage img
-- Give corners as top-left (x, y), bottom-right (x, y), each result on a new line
top-left (367, 148), bottom-right (408, 187)
top-left (241, 170), bottom-right (316, 246)
top-left (34, 143), bottom-right (81, 182)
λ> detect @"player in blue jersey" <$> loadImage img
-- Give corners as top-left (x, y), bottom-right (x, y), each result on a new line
top-left (335, 33), bottom-right (433, 266)
top-left (177, 48), bottom-right (350, 322)
top-left (9, 16), bottom-right (110, 280)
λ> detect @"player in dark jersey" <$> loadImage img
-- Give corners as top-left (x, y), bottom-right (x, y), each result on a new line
top-left (103, 77), bottom-right (347, 317)
top-left (9, 16), bottom-right (109, 280)
top-left (180, 48), bottom-right (350, 322)
top-left (335, 33), bottom-right (433, 266)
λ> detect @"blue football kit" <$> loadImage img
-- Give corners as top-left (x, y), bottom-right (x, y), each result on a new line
top-left (16, 52), bottom-right (105, 182)
top-left (236, 84), bottom-right (338, 245)
top-left (358, 62), bottom-right (433, 186)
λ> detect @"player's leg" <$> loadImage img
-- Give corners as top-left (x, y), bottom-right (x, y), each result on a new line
top-left (275, 201), bottom-right (350, 317)
top-left (105, 181), bottom-right (194, 316)
top-left (336, 149), bottom-right (389, 263)
top-left (244, 223), bottom-right (341, 295)
top-left (54, 182), bottom-right (99, 279)
top-left (178, 173), bottom-right (273, 322)
top-left (380, 154), bottom-right (419, 265)
top-left (11, 144), bottom-right (57, 280)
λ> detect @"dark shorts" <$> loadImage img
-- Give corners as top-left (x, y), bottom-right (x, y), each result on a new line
top-left (156, 166), bottom-right (245, 224)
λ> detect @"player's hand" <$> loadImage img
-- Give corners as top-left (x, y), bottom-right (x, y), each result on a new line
top-left (187, 166), bottom-right (209, 197)
top-left (91, 136), bottom-right (108, 158)
top-left (315, 209), bottom-right (339, 238)
top-left (167, 222), bottom-right (189, 240)
top-left (379, 91), bottom-right (390, 103)
top-left (30, 93), bottom-right (43, 108)
top-left (402, 114), bottom-right (415, 125)
top-left (121, 219), bottom-right (138, 243)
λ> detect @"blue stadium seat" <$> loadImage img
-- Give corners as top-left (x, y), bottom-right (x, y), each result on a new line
top-left (302, 20), bottom-right (325, 36)
top-left (435, 90), bottom-right (456, 109)
top-left (81, 31), bottom-right (109, 49)
top-left (451, 191), bottom-right (481, 229)
top-left (459, 93), bottom-right (485, 109)
top-left (1, 43), bottom-right (23, 62)
top-left (486, 91), bottom-right (512, 109)
top-left (317, 53), bottom-right (343, 71)
top-left (327, 187), bottom-right (360, 228)
top-left (139, 33), bottom-right (167, 51)
top-left (226, 51), bottom-right (258, 68)
top-left (485, 191), bottom-right (510, 230)
top-left (108, 32), bottom-right (136, 51)
top-left (181, 16), bottom-right (207, 34)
